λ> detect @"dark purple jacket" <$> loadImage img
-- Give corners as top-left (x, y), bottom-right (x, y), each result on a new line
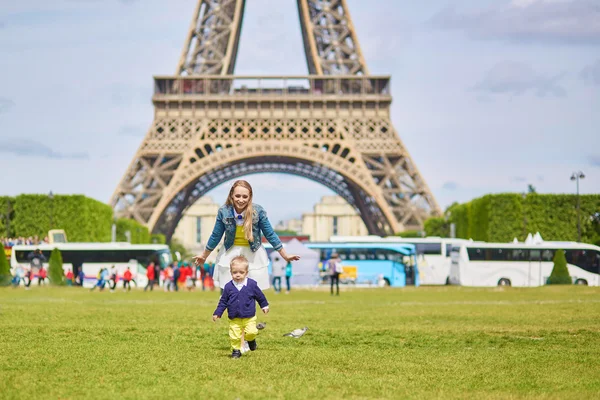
top-left (213, 278), bottom-right (269, 319)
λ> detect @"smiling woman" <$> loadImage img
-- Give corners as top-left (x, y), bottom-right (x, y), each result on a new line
top-left (193, 179), bottom-right (300, 290)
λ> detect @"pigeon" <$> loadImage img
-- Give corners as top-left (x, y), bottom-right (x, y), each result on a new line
top-left (283, 327), bottom-right (308, 338)
top-left (256, 322), bottom-right (267, 330)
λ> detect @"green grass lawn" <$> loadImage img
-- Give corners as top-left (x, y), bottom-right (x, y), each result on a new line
top-left (1, 285), bottom-right (599, 399)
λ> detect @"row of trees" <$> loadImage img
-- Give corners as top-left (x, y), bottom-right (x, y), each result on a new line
top-left (0, 194), bottom-right (165, 244)
top-left (423, 193), bottom-right (600, 245)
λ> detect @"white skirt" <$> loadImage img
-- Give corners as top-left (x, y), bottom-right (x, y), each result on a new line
top-left (213, 245), bottom-right (270, 290)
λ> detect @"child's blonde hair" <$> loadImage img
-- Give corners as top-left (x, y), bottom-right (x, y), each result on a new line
top-left (230, 255), bottom-right (249, 271)
top-left (225, 180), bottom-right (255, 243)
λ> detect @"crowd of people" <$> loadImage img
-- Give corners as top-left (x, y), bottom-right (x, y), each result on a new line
top-left (2, 236), bottom-right (48, 246)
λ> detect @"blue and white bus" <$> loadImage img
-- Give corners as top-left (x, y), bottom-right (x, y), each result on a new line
top-left (305, 242), bottom-right (418, 287)
top-left (331, 236), bottom-right (468, 285)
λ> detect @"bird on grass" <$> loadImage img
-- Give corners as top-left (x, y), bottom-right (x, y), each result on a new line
top-left (257, 322), bottom-right (267, 330)
top-left (283, 327), bottom-right (308, 338)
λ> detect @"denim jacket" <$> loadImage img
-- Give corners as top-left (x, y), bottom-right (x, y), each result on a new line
top-left (205, 204), bottom-right (283, 253)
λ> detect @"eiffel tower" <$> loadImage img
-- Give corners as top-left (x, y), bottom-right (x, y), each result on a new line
top-left (111, 0), bottom-right (442, 241)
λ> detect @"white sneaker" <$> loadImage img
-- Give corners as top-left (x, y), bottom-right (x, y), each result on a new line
top-left (240, 341), bottom-right (250, 354)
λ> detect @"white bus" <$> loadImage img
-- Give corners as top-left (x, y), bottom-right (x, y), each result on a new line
top-left (330, 236), bottom-right (468, 285)
top-left (448, 241), bottom-right (600, 287)
top-left (10, 242), bottom-right (172, 288)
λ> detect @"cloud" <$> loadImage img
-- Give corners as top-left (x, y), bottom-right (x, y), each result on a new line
top-left (580, 59), bottom-right (600, 85)
top-left (430, 0), bottom-right (600, 45)
top-left (0, 97), bottom-right (15, 113)
top-left (537, 175), bottom-right (545, 182)
top-left (442, 181), bottom-right (459, 190)
top-left (511, 176), bottom-right (528, 183)
top-left (0, 138), bottom-right (89, 160)
top-left (118, 125), bottom-right (146, 137)
top-left (590, 154), bottom-right (600, 167)
top-left (473, 61), bottom-right (567, 97)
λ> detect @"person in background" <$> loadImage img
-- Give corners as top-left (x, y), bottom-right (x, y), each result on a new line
top-left (90, 268), bottom-right (107, 292)
top-left (13, 264), bottom-right (25, 288)
top-left (24, 268), bottom-right (33, 290)
top-left (77, 268), bottom-right (85, 287)
top-left (285, 261), bottom-right (292, 294)
top-left (172, 263), bottom-right (181, 292)
top-left (144, 261), bottom-right (156, 291)
top-left (38, 267), bottom-right (48, 285)
top-left (327, 253), bottom-right (342, 296)
top-left (109, 265), bottom-right (118, 292)
top-left (27, 249), bottom-right (46, 273)
top-left (271, 255), bottom-right (285, 294)
top-left (65, 269), bottom-right (74, 286)
top-left (123, 267), bottom-right (133, 291)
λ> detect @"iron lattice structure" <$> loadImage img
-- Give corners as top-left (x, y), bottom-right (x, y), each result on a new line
top-left (111, 0), bottom-right (441, 240)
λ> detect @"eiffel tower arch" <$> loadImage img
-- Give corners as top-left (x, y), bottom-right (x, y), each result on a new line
top-left (111, 0), bottom-right (442, 241)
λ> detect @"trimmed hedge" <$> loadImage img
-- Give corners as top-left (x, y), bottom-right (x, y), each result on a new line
top-left (48, 248), bottom-right (65, 286)
top-left (436, 193), bottom-right (600, 243)
top-left (151, 234), bottom-right (167, 244)
top-left (11, 194), bottom-right (113, 242)
top-left (548, 249), bottom-right (571, 285)
top-left (423, 217), bottom-right (449, 237)
top-left (2, 194), bottom-right (160, 244)
top-left (0, 196), bottom-right (13, 237)
top-left (116, 218), bottom-right (150, 244)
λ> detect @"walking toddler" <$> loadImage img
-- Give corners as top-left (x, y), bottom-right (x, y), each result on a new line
top-left (213, 255), bottom-right (269, 359)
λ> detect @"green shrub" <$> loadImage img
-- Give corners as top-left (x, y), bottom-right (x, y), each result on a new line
top-left (48, 248), bottom-right (65, 286)
top-left (424, 217), bottom-right (450, 237)
top-left (116, 218), bottom-right (151, 244)
top-left (0, 250), bottom-right (11, 286)
top-left (151, 234), bottom-right (166, 244)
top-left (547, 250), bottom-right (571, 285)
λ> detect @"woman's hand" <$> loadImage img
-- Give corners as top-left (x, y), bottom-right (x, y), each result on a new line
top-left (284, 254), bottom-right (301, 262)
top-left (278, 249), bottom-right (300, 263)
top-left (193, 250), bottom-right (210, 266)
top-left (193, 254), bottom-right (206, 266)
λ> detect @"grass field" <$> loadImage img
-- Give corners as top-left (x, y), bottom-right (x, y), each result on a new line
top-left (1, 286), bottom-right (600, 399)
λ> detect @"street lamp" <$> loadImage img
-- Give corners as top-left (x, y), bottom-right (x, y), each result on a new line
top-left (48, 191), bottom-right (54, 230)
top-left (570, 171), bottom-right (585, 242)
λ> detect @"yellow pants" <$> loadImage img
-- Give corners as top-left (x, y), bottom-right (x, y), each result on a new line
top-left (229, 316), bottom-right (258, 350)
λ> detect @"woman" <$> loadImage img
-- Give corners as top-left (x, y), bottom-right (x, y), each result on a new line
top-left (193, 180), bottom-right (300, 289)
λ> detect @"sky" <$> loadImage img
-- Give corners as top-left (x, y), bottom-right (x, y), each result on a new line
top-left (0, 0), bottom-right (599, 226)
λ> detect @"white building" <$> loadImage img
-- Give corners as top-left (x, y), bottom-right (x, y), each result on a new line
top-left (172, 196), bottom-right (220, 255)
top-left (301, 196), bottom-right (368, 241)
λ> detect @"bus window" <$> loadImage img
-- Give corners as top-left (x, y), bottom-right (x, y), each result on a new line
top-left (542, 249), bottom-right (554, 262)
top-left (467, 248), bottom-right (485, 261)
top-left (530, 250), bottom-right (541, 261)
top-left (490, 248), bottom-right (509, 261)
top-left (445, 244), bottom-right (452, 257)
top-left (416, 243), bottom-right (442, 255)
top-left (511, 249), bottom-right (528, 261)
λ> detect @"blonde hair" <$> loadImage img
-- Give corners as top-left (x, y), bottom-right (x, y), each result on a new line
top-left (230, 255), bottom-right (249, 271)
top-left (225, 180), bottom-right (254, 242)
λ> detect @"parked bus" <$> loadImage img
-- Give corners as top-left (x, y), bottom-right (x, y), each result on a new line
top-left (304, 242), bottom-right (419, 287)
top-left (330, 236), bottom-right (468, 285)
top-left (10, 242), bottom-right (172, 288)
top-left (448, 241), bottom-right (600, 287)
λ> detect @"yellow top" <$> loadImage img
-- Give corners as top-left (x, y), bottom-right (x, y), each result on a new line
top-left (234, 225), bottom-right (250, 247)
